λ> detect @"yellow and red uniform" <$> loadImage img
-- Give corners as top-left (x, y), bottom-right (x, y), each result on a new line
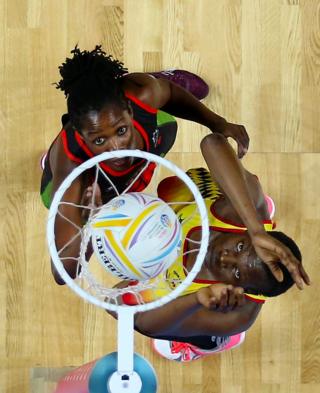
top-left (124, 168), bottom-right (274, 305)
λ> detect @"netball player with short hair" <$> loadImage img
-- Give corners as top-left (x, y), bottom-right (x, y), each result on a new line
top-left (112, 133), bottom-right (310, 362)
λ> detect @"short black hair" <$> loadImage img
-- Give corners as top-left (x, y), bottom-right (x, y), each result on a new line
top-left (55, 45), bottom-right (129, 130)
top-left (245, 231), bottom-right (302, 297)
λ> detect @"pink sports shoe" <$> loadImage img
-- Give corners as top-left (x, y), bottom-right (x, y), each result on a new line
top-left (152, 332), bottom-right (245, 362)
top-left (40, 151), bottom-right (48, 170)
top-left (149, 70), bottom-right (209, 100)
top-left (265, 194), bottom-right (275, 219)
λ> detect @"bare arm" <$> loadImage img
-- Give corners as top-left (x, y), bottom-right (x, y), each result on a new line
top-left (123, 73), bottom-right (249, 158)
top-left (134, 291), bottom-right (261, 337)
top-left (200, 133), bottom-right (265, 237)
top-left (175, 300), bottom-right (262, 337)
top-left (49, 137), bottom-right (85, 284)
top-left (107, 281), bottom-right (257, 337)
top-left (200, 133), bottom-right (310, 288)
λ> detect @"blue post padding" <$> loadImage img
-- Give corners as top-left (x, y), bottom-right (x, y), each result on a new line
top-left (88, 352), bottom-right (158, 393)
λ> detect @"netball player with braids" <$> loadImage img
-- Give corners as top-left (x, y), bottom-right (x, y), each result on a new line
top-left (111, 133), bottom-right (310, 362)
top-left (41, 45), bottom-right (250, 284)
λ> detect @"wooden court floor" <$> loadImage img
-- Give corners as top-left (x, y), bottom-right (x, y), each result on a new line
top-left (0, 1), bottom-right (319, 392)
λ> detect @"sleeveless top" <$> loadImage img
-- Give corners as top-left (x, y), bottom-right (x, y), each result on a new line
top-left (123, 168), bottom-right (275, 305)
top-left (40, 93), bottom-right (177, 208)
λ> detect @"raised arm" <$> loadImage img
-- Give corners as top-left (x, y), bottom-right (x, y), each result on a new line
top-left (200, 133), bottom-right (310, 289)
top-left (123, 73), bottom-right (249, 158)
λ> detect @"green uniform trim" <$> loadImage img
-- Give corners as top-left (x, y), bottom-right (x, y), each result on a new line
top-left (40, 110), bottom-right (176, 210)
top-left (157, 110), bottom-right (176, 126)
top-left (41, 181), bottom-right (53, 209)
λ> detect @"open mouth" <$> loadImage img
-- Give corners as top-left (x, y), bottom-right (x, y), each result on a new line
top-left (106, 157), bottom-right (130, 168)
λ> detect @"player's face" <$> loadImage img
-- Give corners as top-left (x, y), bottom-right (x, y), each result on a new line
top-left (80, 103), bottom-right (138, 171)
top-left (209, 232), bottom-right (267, 289)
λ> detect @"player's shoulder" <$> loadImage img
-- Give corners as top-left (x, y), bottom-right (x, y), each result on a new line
top-left (121, 72), bottom-right (166, 109)
top-left (49, 129), bottom-right (78, 179)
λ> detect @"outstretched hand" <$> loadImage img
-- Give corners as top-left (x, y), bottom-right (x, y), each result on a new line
top-left (196, 283), bottom-right (246, 312)
top-left (81, 183), bottom-right (103, 222)
top-left (251, 231), bottom-right (311, 290)
top-left (213, 121), bottom-right (250, 159)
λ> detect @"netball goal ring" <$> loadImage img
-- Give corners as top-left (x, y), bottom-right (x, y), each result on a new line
top-left (47, 150), bottom-right (209, 393)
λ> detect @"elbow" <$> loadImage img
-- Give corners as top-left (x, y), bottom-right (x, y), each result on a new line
top-left (51, 259), bottom-right (77, 285)
top-left (134, 314), bottom-right (152, 336)
top-left (236, 315), bottom-right (255, 333)
top-left (200, 133), bottom-right (227, 160)
top-left (52, 269), bottom-right (66, 285)
top-left (200, 133), bottom-right (225, 152)
top-left (53, 276), bottom-right (66, 286)
top-left (236, 303), bottom-right (262, 332)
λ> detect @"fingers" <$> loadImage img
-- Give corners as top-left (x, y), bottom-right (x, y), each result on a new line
top-left (253, 233), bottom-right (307, 290)
top-left (286, 262), bottom-right (304, 290)
top-left (199, 284), bottom-right (246, 311)
top-left (273, 246), bottom-right (305, 289)
top-left (269, 254), bottom-right (303, 290)
top-left (226, 285), bottom-right (235, 308)
top-left (209, 287), bottom-right (228, 311)
top-left (217, 287), bottom-right (228, 309)
top-left (277, 248), bottom-right (311, 287)
top-left (237, 143), bottom-right (246, 159)
top-left (83, 184), bottom-right (103, 207)
top-left (210, 286), bottom-right (245, 311)
top-left (206, 295), bottom-right (220, 309)
top-left (227, 286), bottom-right (245, 310)
top-left (221, 123), bottom-right (249, 158)
top-left (85, 186), bottom-right (93, 200)
top-left (274, 242), bottom-right (311, 288)
top-left (266, 261), bottom-right (284, 283)
top-left (235, 287), bottom-right (245, 307)
top-left (197, 287), bottom-right (219, 309)
top-left (92, 183), bottom-right (102, 205)
top-left (240, 125), bottom-right (250, 152)
top-left (236, 126), bottom-right (249, 158)
top-left (299, 264), bottom-right (311, 286)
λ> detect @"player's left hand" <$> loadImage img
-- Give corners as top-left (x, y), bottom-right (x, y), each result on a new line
top-left (251, 231), bottom-right (311, 290)
top-left (81, 183), bottom-right (103, 222)
top-left (212, 121), bottom-right (249, 159)
top-left (196, 283), bottom-right (246, 312)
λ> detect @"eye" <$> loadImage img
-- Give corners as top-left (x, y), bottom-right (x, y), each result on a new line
top-left (236, 241), bottom-right (244, 253)
top-left (93, 137), bottom-right (106, 146)
top-left (234, 268), bottom-right (240, 279)
top-left (117, 126), bottom-right (127, 136)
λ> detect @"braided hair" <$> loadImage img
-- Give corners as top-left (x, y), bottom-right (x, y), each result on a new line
top-left (55, 45), bottom-right (129, 130)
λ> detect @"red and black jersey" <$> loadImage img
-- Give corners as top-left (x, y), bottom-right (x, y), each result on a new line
top-left (40, 93), bottom-right (177, 207)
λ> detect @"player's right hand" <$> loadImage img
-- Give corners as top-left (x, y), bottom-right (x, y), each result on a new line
top-left (251, 230), bottom-right (311, 290)
top-left (213, 121), bottom-right (250, 159)
top-left (196, 283), bottom-right (246, 312)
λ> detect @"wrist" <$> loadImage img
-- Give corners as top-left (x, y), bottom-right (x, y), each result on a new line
top-left (209, 116), bottom-right (227, 132)
top-left (247, 224), bottom-right (266, 238)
